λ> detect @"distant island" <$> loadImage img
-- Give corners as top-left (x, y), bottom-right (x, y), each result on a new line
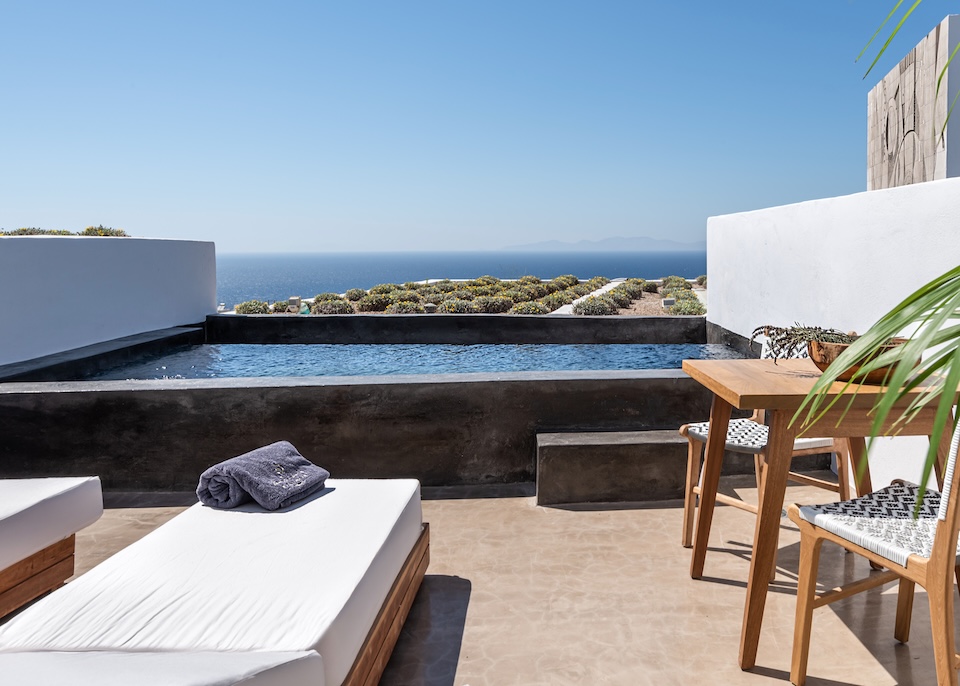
top-left (503, 236), bottom-right (706, 252)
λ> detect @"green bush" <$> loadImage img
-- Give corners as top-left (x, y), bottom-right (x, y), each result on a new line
top-left (517, 275), bottom-right (542, 285)
top-left (344, 288), bottom-right (367, 301)
top-left (313, 292), bottom-right (342, 302)
top-left (387, 301), bottom-right (425, 314)
top-left (420, 291), bottom-right (446, 305)
top-left (605, 287), bottom-right (633, 308)
top-left (235, 300), bottom-right (270, 314)
top-left (447, 289), bottom-right (475, 301)
top-left (402, 281), bottom-right (426, 290)
top-left (431, 280), bottom-right (458, 293)
top-left (79, 225), bottom-right (128, 237)
top-left (620, 280), bottom-right (645, 299)
top-left (695, 274), bottom-right (707, 286)
top-left (369, 283), bottom-right (400, 295)
top-left (585, 276), bottom-right (611, 289)
top-left (1, 227), bottom-right (74, 236)
top-left (642, 281), bottom-right (660, 293)
top-left (573, 296), bottom-right (618, 315)
top-left (356, 294), bottom-right (392, 312)
top-left (500, 289), bottom-right (523, 303)
top-left (473, 295), bottom-right (514, 313)
top-left (662, 288), bottom-right (699, 302)
top-left (518, 283), bottom-right (547, 300)
top-left (388, 289), bottom-right (422, 303)
top-left (310, 299), bottom-right (353, 314)
top-left (540, 291), bottom-right (575, 310)
top-left (661, 275), bottom-right (692, 290)
top-left (469, 284), bottom-right (504, 296)
top-left (509, 301), bottom-right (550, 315)
top-left (272, 300), bottom-right (295, 314)
top-left (671, 298), bottom-right (706, 315)
top-left (437, 299), bottom-right (478, 313)
top-left (551, 274), bottom-right (579, 289)
top-left (571, 283), bottom-right (594, 296)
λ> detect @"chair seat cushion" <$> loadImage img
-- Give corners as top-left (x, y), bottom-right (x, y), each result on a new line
top-left (798, 482), bottom-right (952, 567)
top-left (685, 419), bottom-right (833, 455)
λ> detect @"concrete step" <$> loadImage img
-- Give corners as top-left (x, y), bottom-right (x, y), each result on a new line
top-left (535, 429), bottom-right (832, 507)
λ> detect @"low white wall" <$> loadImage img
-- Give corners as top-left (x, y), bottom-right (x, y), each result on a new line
top-left (707, 178), bottom-right (960, 485)
top-left (0, 237), bottom-right (216, 367)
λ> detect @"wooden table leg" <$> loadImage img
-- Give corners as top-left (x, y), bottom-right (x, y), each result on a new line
top-left (739, 409), bottom-right (796, 670)
top-left (846, 437), bottom-right (873, 497)
top-left (690, 394), bottom-right (732, 579)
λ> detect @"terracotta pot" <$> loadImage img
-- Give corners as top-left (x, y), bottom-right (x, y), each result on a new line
top-left (807, 338), bottom-right (909, 384)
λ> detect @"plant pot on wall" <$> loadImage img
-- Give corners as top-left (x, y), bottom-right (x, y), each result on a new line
top-left (807, 338), bottom-right (908, 384)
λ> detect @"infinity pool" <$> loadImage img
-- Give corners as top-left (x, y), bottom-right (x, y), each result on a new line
top-left (88, 343), bottom-right (742, 380)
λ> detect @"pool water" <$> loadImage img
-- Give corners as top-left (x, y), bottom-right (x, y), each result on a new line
top-left (89, 343), bottom-right (743, 380)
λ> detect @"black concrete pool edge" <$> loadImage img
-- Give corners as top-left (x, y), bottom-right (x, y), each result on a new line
top-left (2, 316), bottom-right (813, 496)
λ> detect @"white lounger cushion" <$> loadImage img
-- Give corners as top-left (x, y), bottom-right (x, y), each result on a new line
top-left (0, 650), bottom-right (325, 686)
top-left (0, 477), bottom-right (103, 570)
top-left (0, 479), bottom-right (422, 686)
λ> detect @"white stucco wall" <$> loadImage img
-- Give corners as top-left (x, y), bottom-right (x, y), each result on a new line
top-left (707, 178), bottom-right (960, 486)
top-left (0, 237), bottom-right (216, 367)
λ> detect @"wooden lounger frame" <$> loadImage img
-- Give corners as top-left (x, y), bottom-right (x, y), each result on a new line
top-left (343, 522), bottom-right (430, 686)
top-left (0, 535), bottom-right (75, 620)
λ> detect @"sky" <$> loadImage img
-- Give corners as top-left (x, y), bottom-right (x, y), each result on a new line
top-left (1, 1), bottom-right (954, 253)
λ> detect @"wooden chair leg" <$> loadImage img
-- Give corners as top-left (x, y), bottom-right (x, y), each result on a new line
top-left (894, 578), bottom-right (915, 643)
top-left (834, 440), bottom-right (851, 502)
top-left (926, 578), bottom-right (959, 686)
top-left (790, 532), bottom-right (823, 686)
top-left (681, 438), bottom-right (702, 548)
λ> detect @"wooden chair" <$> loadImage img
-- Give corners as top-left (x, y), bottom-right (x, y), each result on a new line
top-left (787, 421), bottom-right (960, 685)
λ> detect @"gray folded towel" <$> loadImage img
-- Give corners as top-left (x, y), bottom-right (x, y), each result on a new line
top-left (196, 441), bottom-right (330, 510)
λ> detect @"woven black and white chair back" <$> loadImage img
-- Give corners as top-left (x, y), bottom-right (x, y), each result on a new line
top-left (757, 336), bottom-right (809, 360)
top-left (935, 419), bottom-right (960, 523)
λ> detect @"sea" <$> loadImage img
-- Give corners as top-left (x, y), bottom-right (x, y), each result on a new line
top-left (216, 251), bottom-right (707, 307)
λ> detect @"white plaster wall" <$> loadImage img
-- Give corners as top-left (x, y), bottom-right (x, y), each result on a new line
top-left (707, 178), bottom-right (960, 485)
top-left (0, 237), bottom-right (216, 366)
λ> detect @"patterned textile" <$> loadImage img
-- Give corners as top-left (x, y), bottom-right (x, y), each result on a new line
top-left (798, 482), bottom-right (950, 567)
top-left (686, 418), bottom-right (770, 455)
top-left (757, 335), bottom-right (810, 360)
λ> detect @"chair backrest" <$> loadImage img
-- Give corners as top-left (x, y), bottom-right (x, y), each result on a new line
top-left (757, 335), bottom-right (809, 360)
top-left (935, 418), bottom-right (960, 522)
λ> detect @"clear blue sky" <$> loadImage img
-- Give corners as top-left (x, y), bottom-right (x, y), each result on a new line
top-left (1, 1), bottom-right (953, 252)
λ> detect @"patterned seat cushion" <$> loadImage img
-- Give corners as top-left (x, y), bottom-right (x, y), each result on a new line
top-left (798, 482), bottom-right (954, 567)
top-left (685, 418), bottom-right (834, 455)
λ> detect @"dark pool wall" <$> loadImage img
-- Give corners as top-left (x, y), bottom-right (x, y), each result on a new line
top-left (0, 371), bottom-right (714, 491)
top-left (205, 313), bottom-right (706, 345)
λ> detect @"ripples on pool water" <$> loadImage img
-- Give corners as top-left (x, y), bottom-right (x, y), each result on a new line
top-left (90, 344), bottom-right (743, 380)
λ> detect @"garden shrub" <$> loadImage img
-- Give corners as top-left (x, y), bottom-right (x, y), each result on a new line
top-left (470, 284), bottom-right (504, 297)
top-left (432, 280), bottom-right (458, 293)
top-left (356, 294), bottom-right (392, 312)
top-left (369, 283), bottom-right (400, 295)
top-left (272, 300), bottom-right (295, 314)
top-left (475, 275), bottom-right (501, 285)
top-left (517, 275), bottom-right (542, 285)
top-left (509, 301), bottom-right (550, 315)
top-left (540, 291), bottom-right (575, 310)
top-left (344, 288), bottom-right (367, 301)
top-left (437, 299), bottom-right (478, 313)
top-left (473, 295), bottom-right (514, 313)
top-left (1, 227), bottom-right (74, 236)
top-left (312, 299), bottom-right (354, 314)
top-left (620, 280), bottom-right (645, 299)
top-left (696, 274), bottom-right (707, 287)
top-left (518, 283), bottom-right (547, 300)
top-left (387, 301), bottom-right (425, 314)
top-left (573, 296), bottom-right (618, 315)
top-left (402, 281), bottom-right (426, 290)
top-left (671, 298), bottom-right (706, 315)
top-left (605, 287), bottom-right (633, 308)
top-left (447, 289), bottom-right (475, 301)
top-left (661, 275), bottom-right (692, 290)
top-left (235, 300), bottom-right (270, 314)
top-left (662, 288), bottom-right (699, 302)
top-left (500, 289), bottom-right (523, 303)
top-left (420, 291), bottom-right (446, 305)
top-left (80, 225), bottom-right (128, 237)
top-left (551, 274), bottom-right (579, 289)
top-left (313, 292), bottom-right (341, 302)
top-left (388, 289), bottom-right (422, 303)
top-left (585, 276), bottom-right (611, 289)
top-left (571, 283), bottom-right (594, 296)
top-left (642, 281), bottom-right (660, 293)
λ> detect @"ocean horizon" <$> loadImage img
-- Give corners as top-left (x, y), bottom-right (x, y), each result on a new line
top-left (216, 250), bottom-right (707, 307)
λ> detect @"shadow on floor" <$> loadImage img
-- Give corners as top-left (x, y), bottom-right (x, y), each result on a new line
top-left (381, 575), bottom-right (472, 686)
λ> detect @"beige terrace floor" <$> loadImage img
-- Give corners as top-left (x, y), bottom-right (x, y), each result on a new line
top-left (68, 477), bottom-right (959, 686)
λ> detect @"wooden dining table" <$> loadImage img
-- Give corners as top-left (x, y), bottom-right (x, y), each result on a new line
top-left (682, 357), bottom-right (953, 671)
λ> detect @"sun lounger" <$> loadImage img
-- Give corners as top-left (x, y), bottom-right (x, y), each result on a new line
top-left (0, 476), bottom-right (103, 619)
top-left (0, 478), bottom-right (429, 686)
